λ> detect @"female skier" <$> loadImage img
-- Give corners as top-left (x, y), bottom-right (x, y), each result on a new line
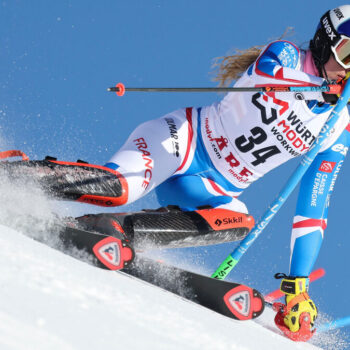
top-left (2, 5), bottom-right (350, 339)
top-left (102, 5), bottom-right (350, 337)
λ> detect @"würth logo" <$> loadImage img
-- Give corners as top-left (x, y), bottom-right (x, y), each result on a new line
top-left (319, 161), bottom-right (337, 173)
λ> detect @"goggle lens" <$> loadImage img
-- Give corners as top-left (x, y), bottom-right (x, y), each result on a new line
top-left (334, 37), bottom-right (350, 69)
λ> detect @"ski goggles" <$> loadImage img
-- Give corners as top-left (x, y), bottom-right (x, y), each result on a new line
top-left (332, 35), bottom-right (350, 69)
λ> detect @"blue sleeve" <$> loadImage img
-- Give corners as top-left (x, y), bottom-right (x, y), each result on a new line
top-left (289, 125), bottom-right (350, 277)
top-left (255, 40), bottom-right (300, 77)
top-left (248, 41), bottom-right (325, 102)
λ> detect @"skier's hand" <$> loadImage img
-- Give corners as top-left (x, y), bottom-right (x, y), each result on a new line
top-left (277, 275), bottom-right (318, 333)
top-left (322, 76), bottom-right (348, 104)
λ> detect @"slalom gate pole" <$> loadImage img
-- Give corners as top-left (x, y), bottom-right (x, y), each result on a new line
top-left (318, 316), bottom-right (350, 333)
top-left (211, 80), bottom-right (350, 280)
top-left (108, 82), bottom-right (341, 97)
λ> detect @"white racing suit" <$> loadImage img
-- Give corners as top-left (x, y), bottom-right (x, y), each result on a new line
top-left (106, 40), bottom-right (350, 277)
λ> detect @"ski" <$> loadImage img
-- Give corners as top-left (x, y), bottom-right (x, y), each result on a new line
top-left (56, 224), bottom-right (265, 321)
top-left (58, 224), bottom-right (135, 271)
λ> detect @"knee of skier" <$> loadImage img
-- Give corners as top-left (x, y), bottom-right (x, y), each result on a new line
top-left (201, 196), bottom-right (248, 215)
top-left (105, 161), bottom-right (146, 205)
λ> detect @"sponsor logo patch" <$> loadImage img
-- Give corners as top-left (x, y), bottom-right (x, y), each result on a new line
top-left (214, 216), bottom-right (243, 227)
top-left (165, 117), bottom-right (180, 157)
top-left (319, 161), bottom-right (337, 173)
top-left (334, 8), bottom-right (344, 20)
top-left (215, 219), bottom-right (222, 227)
top-left (93, 236), bottom-right (122, 270)
top-left (227, 291), bottom-right (250, 317)
top-left (322, 16), bottom-right (336, 41)
top-left (133, 137), bottom-right (153, 189)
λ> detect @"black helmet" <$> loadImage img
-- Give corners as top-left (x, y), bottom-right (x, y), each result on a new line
top-left (310, 5), bottom-right (350, 76)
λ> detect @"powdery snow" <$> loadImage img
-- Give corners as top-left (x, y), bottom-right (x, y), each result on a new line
top-left (0, 222), bottom-right (345, 350)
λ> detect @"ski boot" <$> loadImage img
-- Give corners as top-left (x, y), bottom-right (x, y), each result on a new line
top-left (74, 205), bottom-right (255, 249)
top-left (273, 273), bottom-right (317, 342)
top-left (0, 151), bottom-right (128, 206)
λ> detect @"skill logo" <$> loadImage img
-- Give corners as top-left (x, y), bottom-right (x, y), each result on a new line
top-left (215, 219), bottom-right (222, 227)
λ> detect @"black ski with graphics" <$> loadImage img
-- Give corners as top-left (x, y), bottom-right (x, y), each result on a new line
top-left (56, 224), bottom-right (264, 321)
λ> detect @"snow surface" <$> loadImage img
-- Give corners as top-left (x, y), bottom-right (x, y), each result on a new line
top-left (0, 175), bottom-right (348, 350)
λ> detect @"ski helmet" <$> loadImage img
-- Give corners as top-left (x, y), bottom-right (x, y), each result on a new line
top-left (310, 5), bottom-right (350, 75)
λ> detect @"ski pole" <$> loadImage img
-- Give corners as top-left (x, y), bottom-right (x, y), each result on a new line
top-left (264, 268), bottom-right (325, 303)
top-left (211, 80), bottom-right (350, 280)
top-left (108, 82), bottom-right (341, 97)
top-left (318, 316), bottom-right (350, 333)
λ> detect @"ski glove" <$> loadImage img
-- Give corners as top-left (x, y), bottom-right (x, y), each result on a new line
top-left (322, 77), bottom-right (348, 104)
top-left (276, 274), bottom-right (318, 333)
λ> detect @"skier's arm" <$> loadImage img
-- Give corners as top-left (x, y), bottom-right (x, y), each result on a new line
top-left (248, 40), bottom-right (327, 101)
top-left (289, 124), bottom-right (350, 277)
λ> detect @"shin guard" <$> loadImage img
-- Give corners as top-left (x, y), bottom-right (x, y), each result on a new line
top-left (0, 156), bottom-right (128, 206)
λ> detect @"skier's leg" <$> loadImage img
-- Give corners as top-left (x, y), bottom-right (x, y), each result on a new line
top-left (0, 108), bottom-right (195, 207)
top-left (156, 173), bottom-right (248, 213)
top-left (74, 174), bottom-right (253, 248)
top-left (105, 108), bottom-right (196, 205)
top-left (0, 156), bottom-right (129, 207)
top-left (75, 115), bottom-right (254, 246)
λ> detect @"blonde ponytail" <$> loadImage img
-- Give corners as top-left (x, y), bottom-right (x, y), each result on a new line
top-left (212, 46), bottom-right (263, 86)
top-left (212, 28), bottom-right (294, 86)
